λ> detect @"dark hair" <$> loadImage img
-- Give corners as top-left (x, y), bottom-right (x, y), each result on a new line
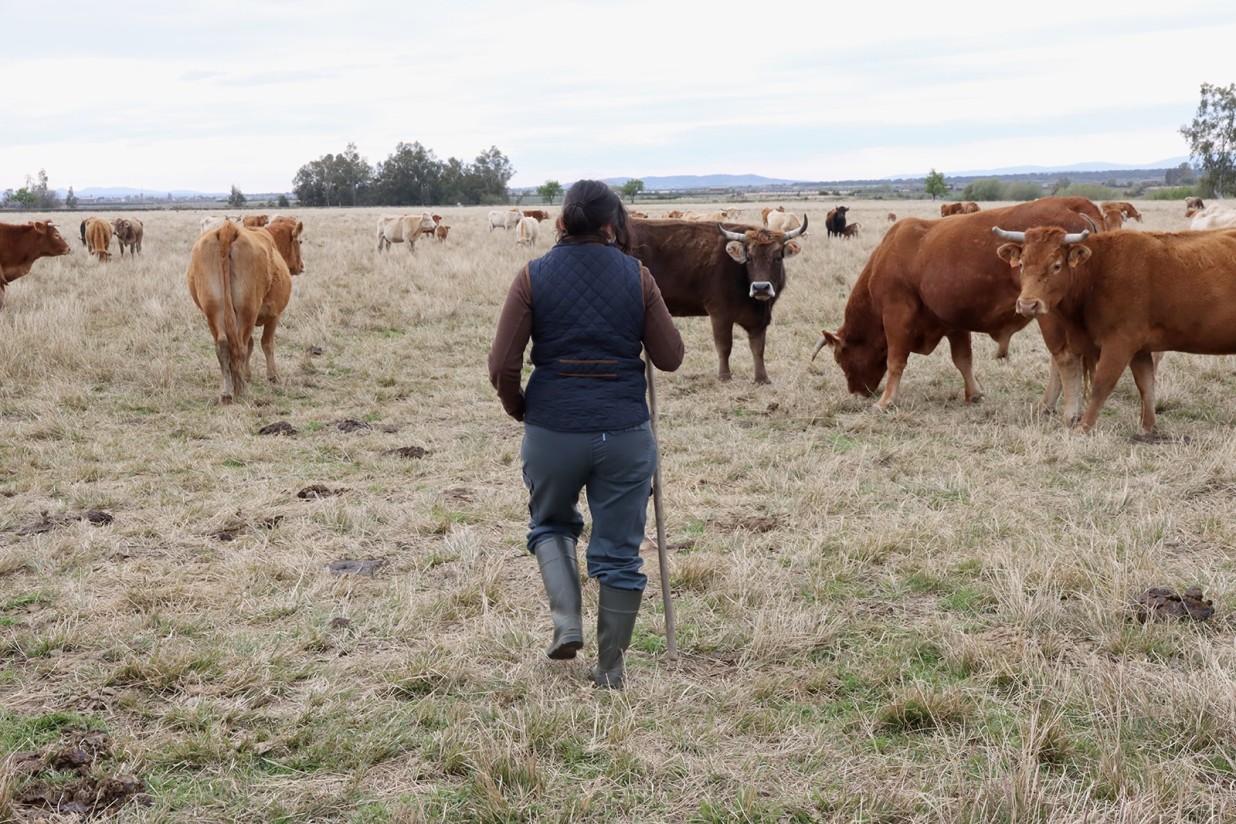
top-left (560, 179), bottom-right (630, 250)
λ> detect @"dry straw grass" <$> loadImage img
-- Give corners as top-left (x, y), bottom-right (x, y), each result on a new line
top-left (3, 199), bottom-right (1236, 822)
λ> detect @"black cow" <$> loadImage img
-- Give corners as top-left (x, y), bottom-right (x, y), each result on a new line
top-left (825, 206), bottom-right (848, 238)
top-left (628, 216), bottom-right (806, 384)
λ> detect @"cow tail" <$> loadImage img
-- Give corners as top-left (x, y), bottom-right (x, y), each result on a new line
top-left (217, 221), bottom-right (247, 395)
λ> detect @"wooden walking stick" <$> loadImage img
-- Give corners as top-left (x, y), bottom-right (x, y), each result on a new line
top-left (646, 359), bottom-right (679, 660)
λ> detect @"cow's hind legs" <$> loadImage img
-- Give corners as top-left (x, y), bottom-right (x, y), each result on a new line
top-left (946, 331), bottom-right (984, 403)
top-left (215, 339), bottom-right (235, 404)
top-left (261, 321), bottom-right (280, 384)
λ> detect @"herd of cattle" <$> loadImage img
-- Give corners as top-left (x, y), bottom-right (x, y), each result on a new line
top-left (3, 195), bottom-right (1236, 434)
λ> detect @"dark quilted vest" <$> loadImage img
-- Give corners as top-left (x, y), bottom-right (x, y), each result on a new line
top-left (524, 242), bottom-right (648, 432)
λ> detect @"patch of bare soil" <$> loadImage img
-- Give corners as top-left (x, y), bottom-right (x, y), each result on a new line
top-left (257, 421), bottom-right (297, 436)
top-left (7, 729), bottom-right (150, 820)
top-left (14, 510), bottom-right (113, 536)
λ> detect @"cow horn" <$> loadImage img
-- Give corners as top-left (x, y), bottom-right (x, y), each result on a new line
top-left (811, 334), bottom-right (828, 361)
top-left (718, 224), bottom-right (747, 242)
top-left (991, 227), bottom-right (1025, 242)
top-left (1063, 230), bottom-right (1090, 244)
top-left (784, 214), bottom-right (807, 239)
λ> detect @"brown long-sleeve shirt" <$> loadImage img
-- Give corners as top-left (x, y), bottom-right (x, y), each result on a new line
top-left (488, 254), bottom-right (685, 422)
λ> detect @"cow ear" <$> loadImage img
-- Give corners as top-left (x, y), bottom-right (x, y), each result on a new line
top-left (995, 243), bottom-right (1022, 267)
top-left (724, 240), bottom-right (748, 263)
top-left (783, 240), bottom-right (802, 259)
top-left (1067, 246), bottom-right (1091, 267)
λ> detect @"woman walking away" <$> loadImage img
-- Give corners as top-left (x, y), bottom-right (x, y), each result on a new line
top-left (488, 180), bottom-right (684, 689)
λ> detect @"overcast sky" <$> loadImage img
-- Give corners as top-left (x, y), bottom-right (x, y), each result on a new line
top-left (4, 1), bottom-right (1232, 194)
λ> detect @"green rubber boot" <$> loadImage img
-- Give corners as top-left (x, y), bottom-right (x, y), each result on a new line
top-left (534, 536), bottom-right (584, 659)
top-left (591, 584), bottom-right (642, 689)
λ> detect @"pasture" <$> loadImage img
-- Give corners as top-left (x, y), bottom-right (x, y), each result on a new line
top-left (3, 200), bottom-right (1236, 822)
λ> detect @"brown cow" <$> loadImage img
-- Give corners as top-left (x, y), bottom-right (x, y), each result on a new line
top-left (434, 224), bottom-right (450, 242)
top-left (0, 220), bottom-right (71, 310)
top-left (1185, 196), bottom-right (1205, 217)
top-left (841, 222), bottom-right (861, 238)
top-left (83, 217), bottom-right (112, 261)
top-left (940, 202), bottom-right (965, 217)
top-left (825, 206), bottom-right (849, 237)
top-left (1100, 204), bottom-right (1126, 231)
top-left (886, 212), bottom-right (897, 223)
top-left (242, 214), bottom-right (269, 228)
top-left (629, 216), bottom-right (806, 383)
top-left (1100, 201), bottom-right (1142, 223)
top-left (960, 201), bottom-right (981, 214)
top-left (815, 197), bottom-right (1104, 411)
top-left (761, 205), bottom-right (785, 226)
top-left (186, 220), bottom-right (300, 403)
top-left (995, 225), bottom-right (1236, 434)
top-left (261, 216), bottom-right (305, 275)
top-left (112, 217), bottom-right (144, 256)
top-left (521, 209), bottom-right (550, 221)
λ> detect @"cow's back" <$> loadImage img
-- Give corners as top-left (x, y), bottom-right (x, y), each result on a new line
top-left (628, 218), bottom-right (738, 316)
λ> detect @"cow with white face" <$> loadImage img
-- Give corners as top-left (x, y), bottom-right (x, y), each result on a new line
top-left (515, 216), bottom-right (540, 247)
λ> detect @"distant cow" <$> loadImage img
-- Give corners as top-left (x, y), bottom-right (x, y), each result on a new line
top-left (434, 224), bottom-right (451, 242)
top-left (825, 206), bottom-right (849, 238)
top-left (1188, 205), bottom-right (1236, 230)
top-left (112, 217), bottom-right (144, 256)
top-left (186, 219), bottom-right (301, 403)
top-left (766, 211), bottom-right (803, 233)
top-left (761, 206), bottom-right (785, 226)
top-left (488, 209), bottom-right (523, 231)
top-left (841, 222), bottom-right (861, 238)
top-left (1100, 201), bottom-right (1142, 223)
top-left (995, 224), bottom-right (1236, 434)
top-left (629, 216), bottom-right (806, 383)
top-left (201, 215), bottom-right (235, 233)
top-left (815, 197), bottom-right (1105, 411)
top-left (1185, 197), bottom-right (1205, 217)
top-left (1101, 204), bottom-right (1127, 231)
top-left (662, 210), bottom-right (684, 219)
top-left (521, 209), bottom-right (550, 221)
top-left (887, 213), bottom-right (897, 223)
top-left (0, 220), bottom-right (71, 310)
top-left (242, 214), bottom-right (269, 228)
top-left (515, 216), bottom-right (539, 247)
top-left (377, 213), bottom-right (437, 252)
top-left (960, 202), bottom-right (981, 214)
top-left (83, 217), bottom-right (112, 261)
top-left (940, 202), bottom-right (965, 217)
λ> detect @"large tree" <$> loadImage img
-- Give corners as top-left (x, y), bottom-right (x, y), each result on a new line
top-left (1181, 82), bottom-right (1236, 198)
top-left (620, 179), bottom-right (644, 204)
top-left (537, 180), bottom-right (563, 204)
top-left (294, 143), bottom-right (374, 207)
top-left (923, 169), bottom-right (947, 200)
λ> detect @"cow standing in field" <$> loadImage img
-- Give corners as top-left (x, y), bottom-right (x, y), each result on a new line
top-left (815, 197), bottom-right (1105, 412)
top-left (761, 206), bottom-right (785, 226)
top-left (825, 206), bottom-right (849, 237)
top-left (1100, 201), bottom-right (1142, 223)
top-left (521, 209), bottom-right (550, 221)
top-left (377, 213), bottom-right (437, 252)
top-left (1188, 205), bottom-right (1236, 230)
top-left (434, 224), bottom-right (450, 242)
top-left (488, 209), bottom-right (523, 231)
top-left (83, 217), bottom-right (113, 261)
top-left (516, 216), bottom-right (539, 247)
top-left (765, 211), bottom-right (803, 233)
top-left (186, 218), bottom-right (303, 403)
top-left (995, 225), bottom-right (1236, 434)
top-left (112, 217), bottom-right (144, 256)
top-left (242, 215), bottom-right (269, 228)
top-left (940, 202), bottom-right (964, 217)
top-left (0, 220), bottom-right (71, 310)
top-left (629, 216), bottom-right (806, 383)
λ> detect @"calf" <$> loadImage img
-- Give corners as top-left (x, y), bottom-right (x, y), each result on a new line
top-left (0, 220), bottom-right (72, 310)
top-left (112, 217), bottom-right (144, 256)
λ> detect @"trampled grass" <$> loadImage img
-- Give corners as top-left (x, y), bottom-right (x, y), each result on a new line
top-left (3, 199), bottom-right (1236, 822)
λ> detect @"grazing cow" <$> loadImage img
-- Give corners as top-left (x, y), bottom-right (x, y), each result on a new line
top-left (825, 206), bottom-right (849, 237)
top-left (1101, 204), bottom-right (1127, 231)
top-left (940, 202), bottom-right (965, 217)
top-left (79, 220), bottom-right (87, 246)
top-left (1101, 201), bottom-right (1142, 223)
top-left (814, 197), bottom-right (1104, 411)
top-left (766, 211), bottom-right (803, 233)
top-left (434, 224), bottom-right (451, 242)
top-left (887, 213), bottom-right (897, 223)
top-left (112, 217), bottom-right (144, 256)
top-left (629, 210), bottom-right (647, 219)
top-left (0, 220), bottom-right (71, 310)
top-left (201, 215), bottom-right (234, 233)
top-left (629, 216), bottom-right (807, 383)
top-left (841, 222), bottom-right (861, 238)
top-left (186, 219), bottom-right (300, 403)
top-left (1185, 197), bottom-right (1205, 217)
top-left (1188, 205), bottom-right (1236, 230)
top-left (488, 209), bottom-right (523, 231)
top-left (376, 213), bottom-right (437, 252)
top-left (662, 210), bottom-right (683, 219)
top-left (521, 209), bottom-right (550, 221)
top-left (242, 214), bottom-right (269, 228)
top-left (960, 202), bottom-right (981, 214)
top-left (682, 209), bottom-right (740, 221)
top-left (994, 225), bottom-right (1236, 434)
top-left (515, 216), bottom-right (539, 247)
top-left (83, 217), bottom-right (113, 262)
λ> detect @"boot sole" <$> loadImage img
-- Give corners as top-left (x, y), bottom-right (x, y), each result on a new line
top-left (547, 639), bottom-right (583, 660)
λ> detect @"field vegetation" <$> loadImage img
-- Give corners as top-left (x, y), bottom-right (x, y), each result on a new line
top-left (2, 199), bottom-right (1235, 822)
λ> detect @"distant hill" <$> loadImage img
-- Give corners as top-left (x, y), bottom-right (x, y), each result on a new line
top-left (892, 156), bottom-right (1192, 180)
top-left (602, 174), bottom-right (798, 190)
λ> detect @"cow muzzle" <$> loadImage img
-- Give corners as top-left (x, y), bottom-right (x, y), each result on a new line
top-left (749, 281), bottom-right (776, 300)
top-left (1015, 298), bottom-right (1047, 317)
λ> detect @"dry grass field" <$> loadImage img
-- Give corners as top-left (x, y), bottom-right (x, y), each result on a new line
top-left (3, 199), bottom-right (1236, 822)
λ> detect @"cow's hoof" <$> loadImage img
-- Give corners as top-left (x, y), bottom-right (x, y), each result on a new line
top-left (870, 403), bottom-right (888, 414)
top-left (754, 377), bottom-right (771, 386)
top-left (221, 395), bottom-right (234, 405)
top-left (965, 393), bottom-right (985, 404)
top-left (718, 373), bottom-right (733, 382)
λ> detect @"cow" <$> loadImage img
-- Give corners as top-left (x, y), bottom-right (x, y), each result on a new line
top-left (841, 222), bottom-right (861, 238)
top-left (262, 216), bottom-right (306, 275)
top-left (242, 214), bottom-right (269, 228)
top-left (83, 217), bottom-right (113, 262)
top-left (1101, 204), bottom-right (1127, 231)
top-left (682, 209), bottom-right (740, 221)
top-left (825, 206), bottom-right (849, 238)
top-left (761, 206), bottom-right (785, 226)
top-left (887, 213), bottom-right (897, 223)
top-left (0, 220), bottom-right (71, 310)
top-left (766, 211), bottom-right (803, 233)
top-left (515, 216), bottom-right (539, 247)
top-left (112, 217), bottom-right (144, 256)
top-left (1101, 201), bottom-right (1142, 223)
top-left (960, 201), bottom-right (981, 214)
top-left (662, 210), bottom-right (684, 219)
top-left (377, 213), bottom-right (437, 252)
top-left (628, 216), bottom-right (807, 384)
top-left (488, 209), bottom-right (522, 231)
top-left (814, 197), bottom-right (1105, 412)
top-left (201, 216), bottom-right (234, 233)
top-left (993, 224), bottom-right (1236, 434)
top-left (629, 210), bottom-right (648, 219)
top-left (434, 224), bottom-right (451, 242)
top-left (186, 219), bottom-right (300, 404)
top-left (79, 220), bottom-right (87, 246)
top-left (1188, 205), bottom-right (1236, 231)
top-left (940, 202), bottom-right (965, 217)
top-left (1185, 197), bottom-right (1205, 217)
top-left (521, 209), bottom-right (550, 221)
